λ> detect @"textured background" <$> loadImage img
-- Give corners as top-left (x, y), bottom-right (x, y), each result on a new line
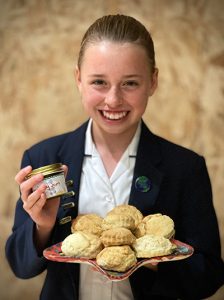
top-left (0, 0), bottom-right (224, 299)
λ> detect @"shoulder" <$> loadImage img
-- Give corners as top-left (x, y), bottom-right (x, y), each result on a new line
top-left (157, 134), bottom-right (201, 160)
top-left (30, 121), bottom-right (87, 151)
top-left (141, 121), bottom-right (205, 169)
top-left (157, 135), bottom-right (207, 177)
top-left (21, 121), bottom-right (88, 168)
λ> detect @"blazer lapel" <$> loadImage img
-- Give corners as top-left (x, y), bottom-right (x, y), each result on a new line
top-left (59, 122), bottom-right (88, 189)
top-left (129, 121), bottom-right (164, 215)
top-left (57, 121), bottom-right (88, 221)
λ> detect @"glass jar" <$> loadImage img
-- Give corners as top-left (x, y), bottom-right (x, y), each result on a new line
top-left (26, 163), bottom-right (68, 199)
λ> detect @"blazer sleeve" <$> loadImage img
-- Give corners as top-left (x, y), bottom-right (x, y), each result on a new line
top-left (151, 155), bottom-right (224, 299)
top-left (5, 150), bottom-right (48, 279)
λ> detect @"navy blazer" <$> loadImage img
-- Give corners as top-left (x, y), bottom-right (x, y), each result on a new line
top-left (5, 120), bottom-right (224, 300)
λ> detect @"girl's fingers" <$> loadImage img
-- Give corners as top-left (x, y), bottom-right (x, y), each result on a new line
top-left (22, 183), bottom-right (47, 210)
top-left (29, 192), bottom-right (46, 211)
top-left (62, 164), bottom-right (68, 177)
top-left (15, 165), bottom-right (32, 184)
top-left (20, 173), bottom-right (44, 201)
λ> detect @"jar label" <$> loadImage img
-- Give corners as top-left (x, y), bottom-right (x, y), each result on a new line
top-left (33, 173), bottom-right (68, 199)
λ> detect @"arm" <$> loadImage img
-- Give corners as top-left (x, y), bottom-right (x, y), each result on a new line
top-left (5, 151), bottom-right (67, 278)
top-left (5, 200), bottom-right (47, 279)
top-left (151, 156), bottom-right (224, 298)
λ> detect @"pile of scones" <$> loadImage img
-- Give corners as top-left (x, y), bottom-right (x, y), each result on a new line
top-left (61, 204), bottom-right (177, 272)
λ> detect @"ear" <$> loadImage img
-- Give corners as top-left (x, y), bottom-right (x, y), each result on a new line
top-left (148, 68), bottom-right (158, 96)
top-left (74, 65), bottom-right (82, 93)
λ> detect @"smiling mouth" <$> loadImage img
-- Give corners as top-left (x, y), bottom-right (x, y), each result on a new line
top-left (101, 110), bottom-right (128, 120)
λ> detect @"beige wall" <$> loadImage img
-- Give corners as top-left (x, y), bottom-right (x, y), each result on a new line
top-left (0, 0), bottom-right (224, 299)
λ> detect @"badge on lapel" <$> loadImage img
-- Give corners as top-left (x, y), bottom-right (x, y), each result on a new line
top-left (135, 176), bottom-right (152, 192)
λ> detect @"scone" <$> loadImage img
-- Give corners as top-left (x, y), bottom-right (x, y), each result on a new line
top-left (61, 231), bottom-right (103, 258)
top-left (96, 245), bottom-right (137, 272)
top-left (100, 227), bottom-right (136, 247)
top-left (71, 214), bottom-right (103, 237)
top-left (134, 214), bottom-right (175, 239)
top-left (102, 213), bottom-right (135, 231)
top-left (107, 204), bottom-right (143, 228)
top-left (132, 234), bottom-right (177, 258)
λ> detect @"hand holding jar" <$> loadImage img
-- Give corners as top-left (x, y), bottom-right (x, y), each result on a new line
top-left (15, 164), bottom-right (68, 252)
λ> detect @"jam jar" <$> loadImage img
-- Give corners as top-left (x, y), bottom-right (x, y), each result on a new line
top-left (26, 163), bottom-right (68, 199)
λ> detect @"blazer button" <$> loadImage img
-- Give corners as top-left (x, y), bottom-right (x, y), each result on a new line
top-left (62, 191), bottom-right (75, 199)
top-left (61, 202), bottom-right (75, 210)
top-left (59, 216), bottom-right (72, 225)
top-left (66, 180), bottom-right (74, 187)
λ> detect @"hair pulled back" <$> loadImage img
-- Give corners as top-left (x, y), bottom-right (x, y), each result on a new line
top-left (77, 14), bottom-right (156, 71)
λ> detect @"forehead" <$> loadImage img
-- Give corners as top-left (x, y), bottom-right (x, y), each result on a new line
top-left (80, 41), bottom-right (150, 72)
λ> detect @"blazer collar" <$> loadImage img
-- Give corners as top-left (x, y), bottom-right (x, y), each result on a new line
top-left (129, 121), bottom-right (164, 214)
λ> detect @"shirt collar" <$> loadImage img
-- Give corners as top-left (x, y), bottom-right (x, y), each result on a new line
top-left (84, 119), bottom-right (94, 156)
top-left (127, 121), bottom-right (141, 157)
top-left (84, 119), bottom-right (141, 157)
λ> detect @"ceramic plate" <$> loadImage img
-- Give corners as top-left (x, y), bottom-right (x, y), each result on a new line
top-left (43, 239), bottom-right (194, 281)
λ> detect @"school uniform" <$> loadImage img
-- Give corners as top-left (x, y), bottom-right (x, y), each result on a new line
top-left (5, 120), bottom-right (224, 300)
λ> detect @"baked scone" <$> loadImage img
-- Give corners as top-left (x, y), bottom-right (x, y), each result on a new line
top-left (71, 214), bottom-right (103, 237)
top-left (96, 245), bottom-right (137, 272)
top-left (134, 214), bottom-right (175, 239)
top-left (100, 227), bottom-right (136, 247)
top-left (107, 204), bottom-right (143, 228)
top-left (132, 234), bottom-right (177, 258)
top-left (102, 213), bottom-right (135, 231)
top-left (61, 231), bottom-right (103, 258)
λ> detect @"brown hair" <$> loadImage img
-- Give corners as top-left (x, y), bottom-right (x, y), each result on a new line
top-left (77, 14), bottom-right (156, 71)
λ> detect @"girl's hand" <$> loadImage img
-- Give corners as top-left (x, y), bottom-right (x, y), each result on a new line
top-left (15, 165), bottom-right (68, 251)
top-left (143, 262), bottom-right (158, 271)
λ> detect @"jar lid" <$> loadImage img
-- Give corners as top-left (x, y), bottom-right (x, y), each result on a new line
top-left (26, 163), bottom-right (63, 178)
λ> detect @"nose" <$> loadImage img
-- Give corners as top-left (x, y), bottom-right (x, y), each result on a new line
top-left (104, 86), bottom-right (123, 108)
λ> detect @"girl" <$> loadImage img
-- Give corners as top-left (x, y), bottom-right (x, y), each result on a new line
top-left (5, 14), bottom-right (224, 300)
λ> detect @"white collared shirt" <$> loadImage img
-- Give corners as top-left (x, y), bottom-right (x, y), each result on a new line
top-left (78, 119), bottom-right (141, 300)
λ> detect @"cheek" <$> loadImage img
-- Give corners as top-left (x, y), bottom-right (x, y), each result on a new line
top-left (136, 101), bottom-right (148, 116)
top-left (129, 91), bottom-right (149, 111)
top-left (81, 89), bottom-right (102, 109)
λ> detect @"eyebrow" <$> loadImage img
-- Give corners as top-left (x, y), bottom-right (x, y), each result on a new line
top-left (88, 74), bottom-right (142, 78)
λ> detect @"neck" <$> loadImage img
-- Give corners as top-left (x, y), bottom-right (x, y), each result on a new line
top-left (91, 122), bottom-right (139, 177)
top-left (92, 123), bottom-right (138, 157)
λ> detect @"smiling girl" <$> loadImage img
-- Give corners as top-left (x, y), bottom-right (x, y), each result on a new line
top-left (6, 14), bottom-right (224, 300)
top-left (76, 39), bottom-right (158, 177)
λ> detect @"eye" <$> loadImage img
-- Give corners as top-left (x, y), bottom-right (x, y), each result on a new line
top-left (91, 79), bottom-right (106, 86)
top-left (123, 80), bottom-right (139, 87)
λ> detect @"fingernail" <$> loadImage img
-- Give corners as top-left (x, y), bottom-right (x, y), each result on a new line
top-left (36, 174), bottom-right (44, 180)
top-left (41, 183), bottom-right (47, 190)
top-left (25, 165), bottom-right (32, 171)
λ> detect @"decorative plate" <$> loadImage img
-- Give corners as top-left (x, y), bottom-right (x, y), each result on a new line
top-left (43, 239), bottom-right (194, 281)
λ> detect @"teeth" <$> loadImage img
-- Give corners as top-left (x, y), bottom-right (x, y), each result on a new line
top-left (102, 111), bottom-right (127, 120)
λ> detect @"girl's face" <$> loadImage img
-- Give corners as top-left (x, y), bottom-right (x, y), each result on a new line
top-left (76, 41), bottom-right (158, 138)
